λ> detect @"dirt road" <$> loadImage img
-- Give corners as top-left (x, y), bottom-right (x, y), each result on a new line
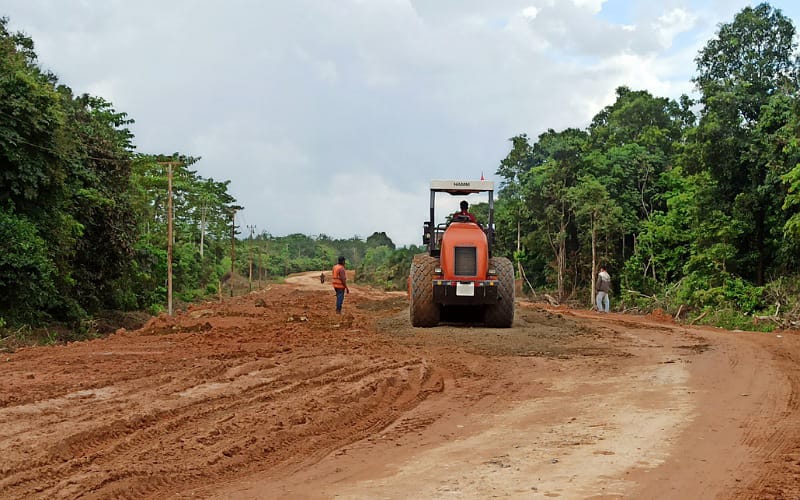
top-left (1, 271), bottom-right (798, 499)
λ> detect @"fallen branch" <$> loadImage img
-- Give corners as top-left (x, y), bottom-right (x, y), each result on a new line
top-left (543, 294), bottom-right (559, 306)
top-left (753, 315), bottom-right (782, 325)
top-left (674, 304), bottom-right (683, 321)
top-left (689, 310), bottom-right (708, 325)
top-left (753, 301), bottom-right (787, 328)
top-left (519, 265), bottom-right (537, 298)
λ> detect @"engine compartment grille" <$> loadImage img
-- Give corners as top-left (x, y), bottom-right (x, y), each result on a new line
top-left (454, 246), bottom-right (477, 276)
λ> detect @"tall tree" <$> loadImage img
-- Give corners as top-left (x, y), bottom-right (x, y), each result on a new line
top-left (525, 128), bottom-right (589, 300)
top-left (496, 134), bottom-right (534, 279)
top-left (365, 231), bottom-right (395, 250)
top-left (586, 87), bottom-right (692, 264)
top-left (691, 3), bottom-right (799, 283)
top-left (128, 154), bottom-right (239, 303)
top-left (63, 93), bottom-right (137, 311)
top-left (0, 18), bottom-right (138, 320)
top-left (779, 95), bottom-right (800, 263)
top-left (567, 176), bottom-right (622, 306)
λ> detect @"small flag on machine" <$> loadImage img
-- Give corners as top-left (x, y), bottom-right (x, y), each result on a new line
top-left (480, 172), bottom-right (485, 180)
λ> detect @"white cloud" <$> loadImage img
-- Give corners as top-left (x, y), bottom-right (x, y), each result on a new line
top-left (653, 8), bottom-right (698, 48)
top-left (572, 0), bottom-right (606, 15)
top-left (522, 6), bottom-right (540, 19)
top-left (276, 171), bottom-right (429, 247)
top-left (294, 48), bottom-right (340, 84)
top-left (85, 78), bottom-right (119, 105)
top-left (4, 0), bottom-right (799, 246)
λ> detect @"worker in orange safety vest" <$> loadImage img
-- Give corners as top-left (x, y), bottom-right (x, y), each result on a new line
top-left (332, 256), bottom-right (349, 313)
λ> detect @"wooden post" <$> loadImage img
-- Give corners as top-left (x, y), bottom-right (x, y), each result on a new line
top-left (247, 224), bottom-right (256, 291)
top-left (591, 212), bottom-right (597, 309)
top-left (230, 209), bottom-right (236, 297)
top-left (199, 204), bottom-right (206, 259)
top-left (167, 162), bottom-right (173, 316)
top-left (156, 159), bottom-right (185, 316)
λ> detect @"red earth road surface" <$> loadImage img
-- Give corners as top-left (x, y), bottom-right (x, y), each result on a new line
top-left (0, 271), bottom-right (798, 498)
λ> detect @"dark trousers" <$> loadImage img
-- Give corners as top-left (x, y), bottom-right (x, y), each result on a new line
top-left (335, 288), bottom-right (345, 312)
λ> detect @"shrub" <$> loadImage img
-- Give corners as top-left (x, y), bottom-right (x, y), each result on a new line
top-left (693, 307), bottom-right (774, 332)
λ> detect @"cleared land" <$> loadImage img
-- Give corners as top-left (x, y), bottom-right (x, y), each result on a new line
top-left (1, 271), bottom-right (798, 499)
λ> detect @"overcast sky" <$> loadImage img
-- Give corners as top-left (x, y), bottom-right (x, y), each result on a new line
top-left (4, 1), bottom-right (799, 246)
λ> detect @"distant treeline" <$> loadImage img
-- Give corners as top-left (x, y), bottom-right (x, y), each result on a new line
top-left (239, 231), bottom-right (422, 291)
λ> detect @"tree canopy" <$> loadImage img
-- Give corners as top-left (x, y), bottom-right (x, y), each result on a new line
top-left (493, 3), bottom-right (800, 328)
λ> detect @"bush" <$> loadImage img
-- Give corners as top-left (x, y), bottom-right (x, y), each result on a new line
top-left (674, 272), bottom-right (765, 313)
top-left (147, 303), bottom-right (165, 316)
top-left (722, 277), bottom-right (764, 315)
top-left (764, 276), bottom-right (800, 315)
top-left (0, 209), bottom-right (58, 324)
top-left (692, 307), bottom-right (774, 332)
top-left (619, 271), bottom-right (775, 331)
top-left (619, 289), bottom-right (663, 313)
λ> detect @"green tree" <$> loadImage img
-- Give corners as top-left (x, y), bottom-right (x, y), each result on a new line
top-left (780, 93), bottom-right (800, 262)
top-left (586, 87), bottom-right (692, 263)
top-left (525, 128), bottom-right (589, 299)
top-left (366, 231), bottom-right (395, 250)
top-left (0, 18), bottom-right (140, 321)
top-left (127, 154), bottom-right (240, 308)
top-left (496, 134), bottom-right (534, 279)
top-left (0, 208), bottom-right (56, 322)
top-left (691, 2), bottom-right (799, 283)
top-left (63, 94), bottom-right (137, 312)
top-left (567, 176), bottom-right (622, 306)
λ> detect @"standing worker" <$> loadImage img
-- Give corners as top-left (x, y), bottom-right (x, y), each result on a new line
top-left (596, 265), bottom-right (611, 313)
top-left (332, 256), bottom-right (349, 313)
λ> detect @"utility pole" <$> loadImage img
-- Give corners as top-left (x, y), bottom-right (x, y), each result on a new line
top-left (230, 209), bottom-right (236, 297)
top-left (247, 224), bottom-right (256, 291)
top-left (226, 205), bottom-right (244, 298)
top-left (158, 160), bottom-right (182, 316)
top-left (261, 239), bottom-right (268, 285)
top-left (199, 204), bottom-right (206, 260)
top-left (167, 163), bottom-right (173, 316)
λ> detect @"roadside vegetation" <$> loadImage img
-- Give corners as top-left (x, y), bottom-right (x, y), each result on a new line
top-left (2, 3), bottom-right (800, 346)
top-left (492, 4), bottom-right (800, 331)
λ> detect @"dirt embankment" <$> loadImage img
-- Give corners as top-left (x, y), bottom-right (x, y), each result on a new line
top-left (0, 271), bottom-right (798, 499)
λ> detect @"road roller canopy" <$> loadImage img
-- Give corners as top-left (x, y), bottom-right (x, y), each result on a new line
top-left (430, 180), bottom-right (494, 195)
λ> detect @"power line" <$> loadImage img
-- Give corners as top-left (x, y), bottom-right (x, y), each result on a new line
top-left (0, 129), bottom-right (132, 163)
top-left (0, 108), bottom-right (132, 163)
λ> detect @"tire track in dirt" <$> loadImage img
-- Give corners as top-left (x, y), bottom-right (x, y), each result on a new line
top-left (0, 285), bottom-right (444, 498)
top-left (734, 339), bottom-right (800, 499)
top-left (5, 357), bottom-right (441, 498)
